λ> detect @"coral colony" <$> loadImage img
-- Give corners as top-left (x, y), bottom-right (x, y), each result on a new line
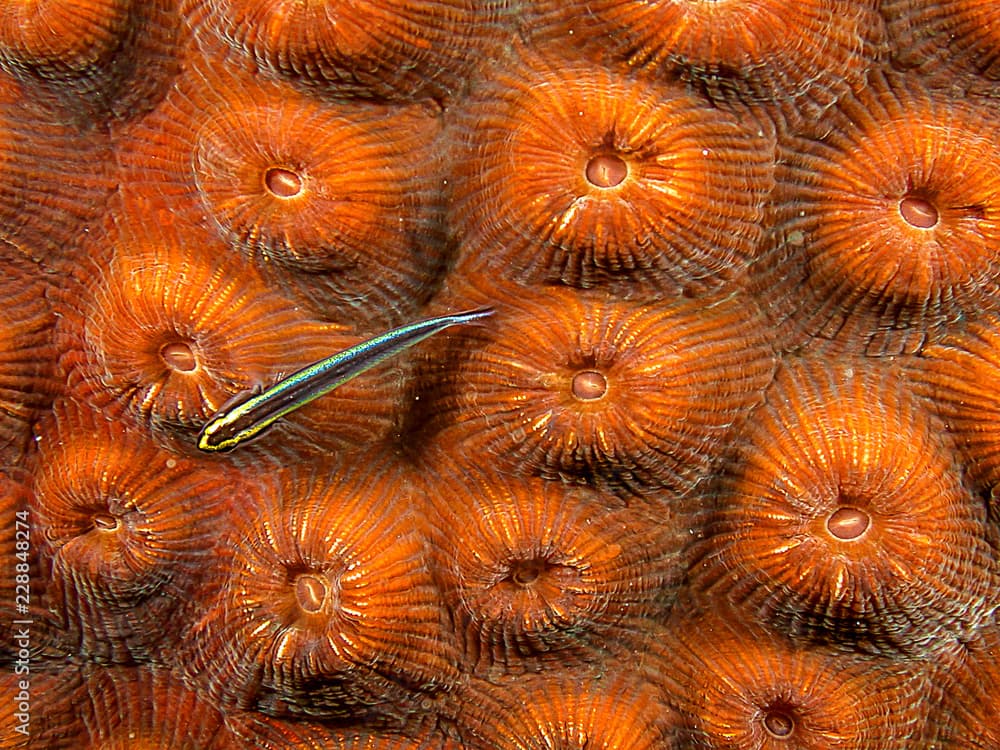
top-left (2, 0), bottom-right (1000, 747)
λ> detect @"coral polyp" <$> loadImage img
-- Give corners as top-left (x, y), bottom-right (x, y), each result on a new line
top-left (883, 0), bottom-right (1000, 79)
top-left (0, 0), bottom-right (130, 76)
top-left (181, 457), bottom-right (457, 718)
top-left (764, 72), bottom-right (1000, 354)
top-left (193, 101), bottom-right (441, 274)
top-left (120, 60), bottom-right (446, 325)
top-left (52, 216), bottom-right (359, 442)
top-left (528, 0), bottom-right (885, 117)
top-left (420, 285), bottom-right (776, 495)
top-left (449, 52), bottom-right (775, 290)
top-left (691, 358), bottom-right (997, 653)
top-left (30, 399), bottom-right (233, 662)
top-left (0, 0), bottom-right (182, 119)
top-left (423, 463), bottom-right (681, 675)
top-left (650, 611), bottom-right (925, 749)
top-left (195, 0), bottom-right (490, 99)
top-left (458, 671), bottom-right (677, 750)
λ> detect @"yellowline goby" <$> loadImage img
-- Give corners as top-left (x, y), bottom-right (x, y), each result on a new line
top-left (197, 307), bottom-right (493, 452)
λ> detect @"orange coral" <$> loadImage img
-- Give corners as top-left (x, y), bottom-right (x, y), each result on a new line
top-left (118, 59), bottom-right (446, 325)
top-left (921, 626), bottom-right (1000, 748)
top-left (762, 72), bottom-right (1000, 354)
top-left (0, 468), bottom-right (46, 655)
top-left (884, 0), bottom-right (1000, 79)
top-left (0, 85), bottom-right (115, 262)
top-left (227, 711), bottom-right (465, 749)
top-left (31, 399), bottom-right (234, 661)
top-left (192, 0), bottom-right (493, 99)
top-left (457, 670), bottom-right (678, 750)
top-left (419, 284), bottom-right (776, 495)
top-left (181, 456), bottom-right (457, 718)
top-left (448, 52), bottom-right (774, 291)
top-left (52, 213), bottom-right (405, 452)
top-left (2, 0), bottom-right (999, 744)
top-left (0, 0), bottom-right (131, 76)
top-left (0, 0), bottom-right (182, 119)
top-left (78, 665), bottom-right (241, 749)
top-left (691, 358), bottom-right (996, 654)
top-left (0, 246), bottom-right (55, 463)
top-left (423, 463), bottom-right (681, 675)
top-left (912, 313), bottom-right (1000, 497)
top-left (527, 0), bottom-right (885, 118)
top-left (0, 667), bottom-right (83, 749)
top-left (649, 610), bottom-right (925, 749)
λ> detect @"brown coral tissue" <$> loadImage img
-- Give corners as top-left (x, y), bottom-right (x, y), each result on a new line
top-left (527, 0), bottom-right (885, 117)
top-left (0, 469), bottom-right (45, 653)
top-left (921, 625), bottom-right (1000, 748)
top-left (78, 665), bottom-right (239, 749)
top-left (448, 52), bottom-right (774, 291)
top-left (883, 0), bottom-right (1000, 79)
top-left (0, 82), bottom-right (116, 263)
top-left (0, 244), bottom-right (55, 464)
top-left (227, 711), bottom-right (465, 749)
top-left (194, 0), bottom-right (493, 99)
top-left (419, 284), bottom-right (776, 496)
top-left (0, 0), bottom-right (131, 84)
top-left (690, 358), bottom-right (997, 654)
top-left (181, 456), bottom-right (456, 719)
top-left (0, 667), bottom-right (83, 750)
top-left (764, 72), bottom-right (1000, 354)
top-left (458, 670), bottom-right (677, 750)
top-left (0, 0), bottom-right (182, 119)
top-left (912, 313), bottom-right (1000, 499)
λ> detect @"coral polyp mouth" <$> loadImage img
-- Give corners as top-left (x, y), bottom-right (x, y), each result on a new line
top-left (898, 194), bottom-right (939, 228)
top-left (691, 358), bottom-right (996, 653)
top-left (585, 153), bottom-right (629, 188)
top-left (293, 572), bottom-right (334, 615)
top-left (505, 558), bottom-right (550, 587)
top-left (92, 512), bottom-right (121, 533)
top-left (159, 341), bottom-right (198, 373)
top-left (762, 708), bottom-right (796, 739)
top-left (263, 166), bottom-right (305, 198)
top-left (570, 369), bottom-right (608, 401)
top-left (826, 506), bottom-right (871, 541)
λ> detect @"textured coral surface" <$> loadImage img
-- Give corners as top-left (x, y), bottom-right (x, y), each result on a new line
top-left (2, 0), bottom-right (1000, 748)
